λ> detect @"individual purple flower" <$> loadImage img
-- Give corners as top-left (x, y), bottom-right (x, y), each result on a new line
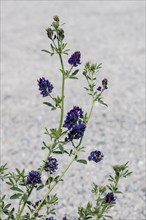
top-left (105, 192), bottom-right (116, 203)
top-left (44, 157), bottom-right (58, 174)
top-left (63, 106), bottom-right (83, 130)
top-left (26, 170), bottom-right (41, 185)
top-left (46, 217), bottom-right (55, 220)
top-left (88, 151), bottom-right (104, 163)
top-left (37, 77), bottom-right (54, 97)
top-left (68, 51), bottom-right (81, 67)
top-left (97, 86), bottom-right (102, 91)
top-left (66, 123), bottom-right (86, 141)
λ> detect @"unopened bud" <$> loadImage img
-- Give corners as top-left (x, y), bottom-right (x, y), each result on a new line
top-left (102, 78), bottom-right (108, 89)
top-left (46, 28), bottom-right (53, 39)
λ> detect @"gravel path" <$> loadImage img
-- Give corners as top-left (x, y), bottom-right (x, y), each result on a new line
top-left (1, 1), bottom-right (145, 220)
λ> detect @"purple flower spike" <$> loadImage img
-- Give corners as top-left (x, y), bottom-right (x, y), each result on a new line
top-left (63, 106), bottom-right (83, 130)
top-left (37, 77), bottom-right (54, 97)
top-left (68, 51), bottom-right (81, 67)
top-left (26, 170), bottom-right (41, 186)
top-left (66, 123), bottom-right (86, 141)
top-left (44, 157), bottom-right (58, 174)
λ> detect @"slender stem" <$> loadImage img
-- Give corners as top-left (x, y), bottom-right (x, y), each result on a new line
top-left (29, 89), bottom-right (96, 218)
top-left (16, 40), bottom-right (66, 220)
top-left (15, 142), bottom-right (56, 220)
top-left (15, 186), bottom-right (33, 220)
top-left (114, 174), bottom-right (120, 191)
top-left (30, 147), bottom-right (80, 219)
top-left (58, 53), bottom-right (65, 131)
top-left (87, 96), bottom-right (94, 122)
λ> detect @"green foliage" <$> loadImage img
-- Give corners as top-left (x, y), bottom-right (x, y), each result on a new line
top-left (83, 62), bottom-right (108, 107)
top-left (1, 15), bottom-right (132, 220)
top-left (0, 164), bottom-right (8, 181)
top-left (0, 195), bottom-right (15, 219)
top-left (78, 162), bottom-right (132, 220)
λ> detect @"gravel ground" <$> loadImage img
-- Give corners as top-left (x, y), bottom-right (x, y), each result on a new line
top-left (1, 1), bottom-right (145, 220)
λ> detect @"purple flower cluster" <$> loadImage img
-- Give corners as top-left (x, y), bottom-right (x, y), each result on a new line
top-left (26, 170), bottom-right (41, 186)
top-left (68, 51), bottom-right (81, 67)
top-left (63, 106), bottom-right (86, 141)
top-left (88, 151), bottom-right (104, 163)
top-left (97, 78), bottom-right (108, 91)
top-left (38, 77), bottom-right (54, 97)
top-left (44, 157), bottom-right (58, 174)
top-left (105, 192), bottom-right (116, 203)
top-left (67, 123), bottom-right (86, 141)
top-left (63, 106), bottom-right (83, 129)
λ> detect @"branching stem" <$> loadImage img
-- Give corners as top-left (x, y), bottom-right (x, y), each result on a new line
top-left (30, 146), bottom-right (80, 219)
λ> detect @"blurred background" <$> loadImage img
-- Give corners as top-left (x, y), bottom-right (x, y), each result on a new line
top-left (1, 1), bottom-right (145, 219)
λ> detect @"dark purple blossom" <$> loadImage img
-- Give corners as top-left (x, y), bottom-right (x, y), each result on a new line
top-left (97, 79), bottom-right (108, 92)
top-left (88, 151), bottom-right (104, 163)
top-left (63, 106), bottom-right (83, 130)
top-left (105, 192), bottom-right (116, 203)
top-left (37, 77), bottom-right (54, 97)
top-left (26, 170), bottom-right (41, 185)
top-left (68, 51), bottom-right (81, 67)
top-left (66, 123), bottom-right (86, 141)
top-left (44, 157), bottom-right (58, 174)
top-left (46, 217), bottom-right (55, 220)
top-left (97, 86), bottom-right (102, 91)
top-left (64, 106), bottom-right (86, 142)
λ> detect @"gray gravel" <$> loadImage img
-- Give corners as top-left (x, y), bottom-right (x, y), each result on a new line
top-left (1, 1), bottom-right (145, 220)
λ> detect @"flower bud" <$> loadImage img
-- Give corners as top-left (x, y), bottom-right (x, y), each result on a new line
top-left (53, 21), bottom-right (59, 29)
top-left (102, 78), bottom-right (108, 89)
top-left (58, 28), bottom-right (64, 40)
top-left (46, 28), bottom-right (53, 39)
top-left (53, 15), bottom-right (59, 22)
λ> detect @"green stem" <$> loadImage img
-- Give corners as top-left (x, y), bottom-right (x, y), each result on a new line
top-left (30, 147), bottom-right (80, 219)
top-left (15, 186), bottom-right (33, 220)
top-left (58, 53), bottom-right (65, 131)
top-left (114, 175), bottom-right (120, 192)
top-left (30, 94), bottom-right (96, 218)
top-left (87, 96), bottom-right (94, 122)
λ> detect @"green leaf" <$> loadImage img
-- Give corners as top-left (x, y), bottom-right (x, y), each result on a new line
top-left (46, 177), bottom-right (53, 185)
top-left (69, 76), bottom-right (78, 79)
top-left (104, 214), bottom-right (113, 218)
top-left (3, 203), bottom-right (11, 210)
top-left (59, 144), bottom-right (64, 153)
top-left (84, 87), bottom-right (89, 91)
top-left (41, 49), bottom-right (51, 54)
top-left (76, 159), bottom-right (87, 165)
top-left (43, 102), bottom-right (54, 108)
top-left (72, 69), bottom-right (79, 75)
top-left (115, 191), bottom-right (122, 194)
top-left (53, 150), bottom-right (62, 154)
top-left (10, 186), bottom-right (23, 193)
top-left (22, 193), bottom-right (28, 202)
top-left (37, 184), bottom-right (44, 191)
top-left (42, 141), bottom-right (48, 149)
top-left (10, 193), bottom-right (22, 200)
